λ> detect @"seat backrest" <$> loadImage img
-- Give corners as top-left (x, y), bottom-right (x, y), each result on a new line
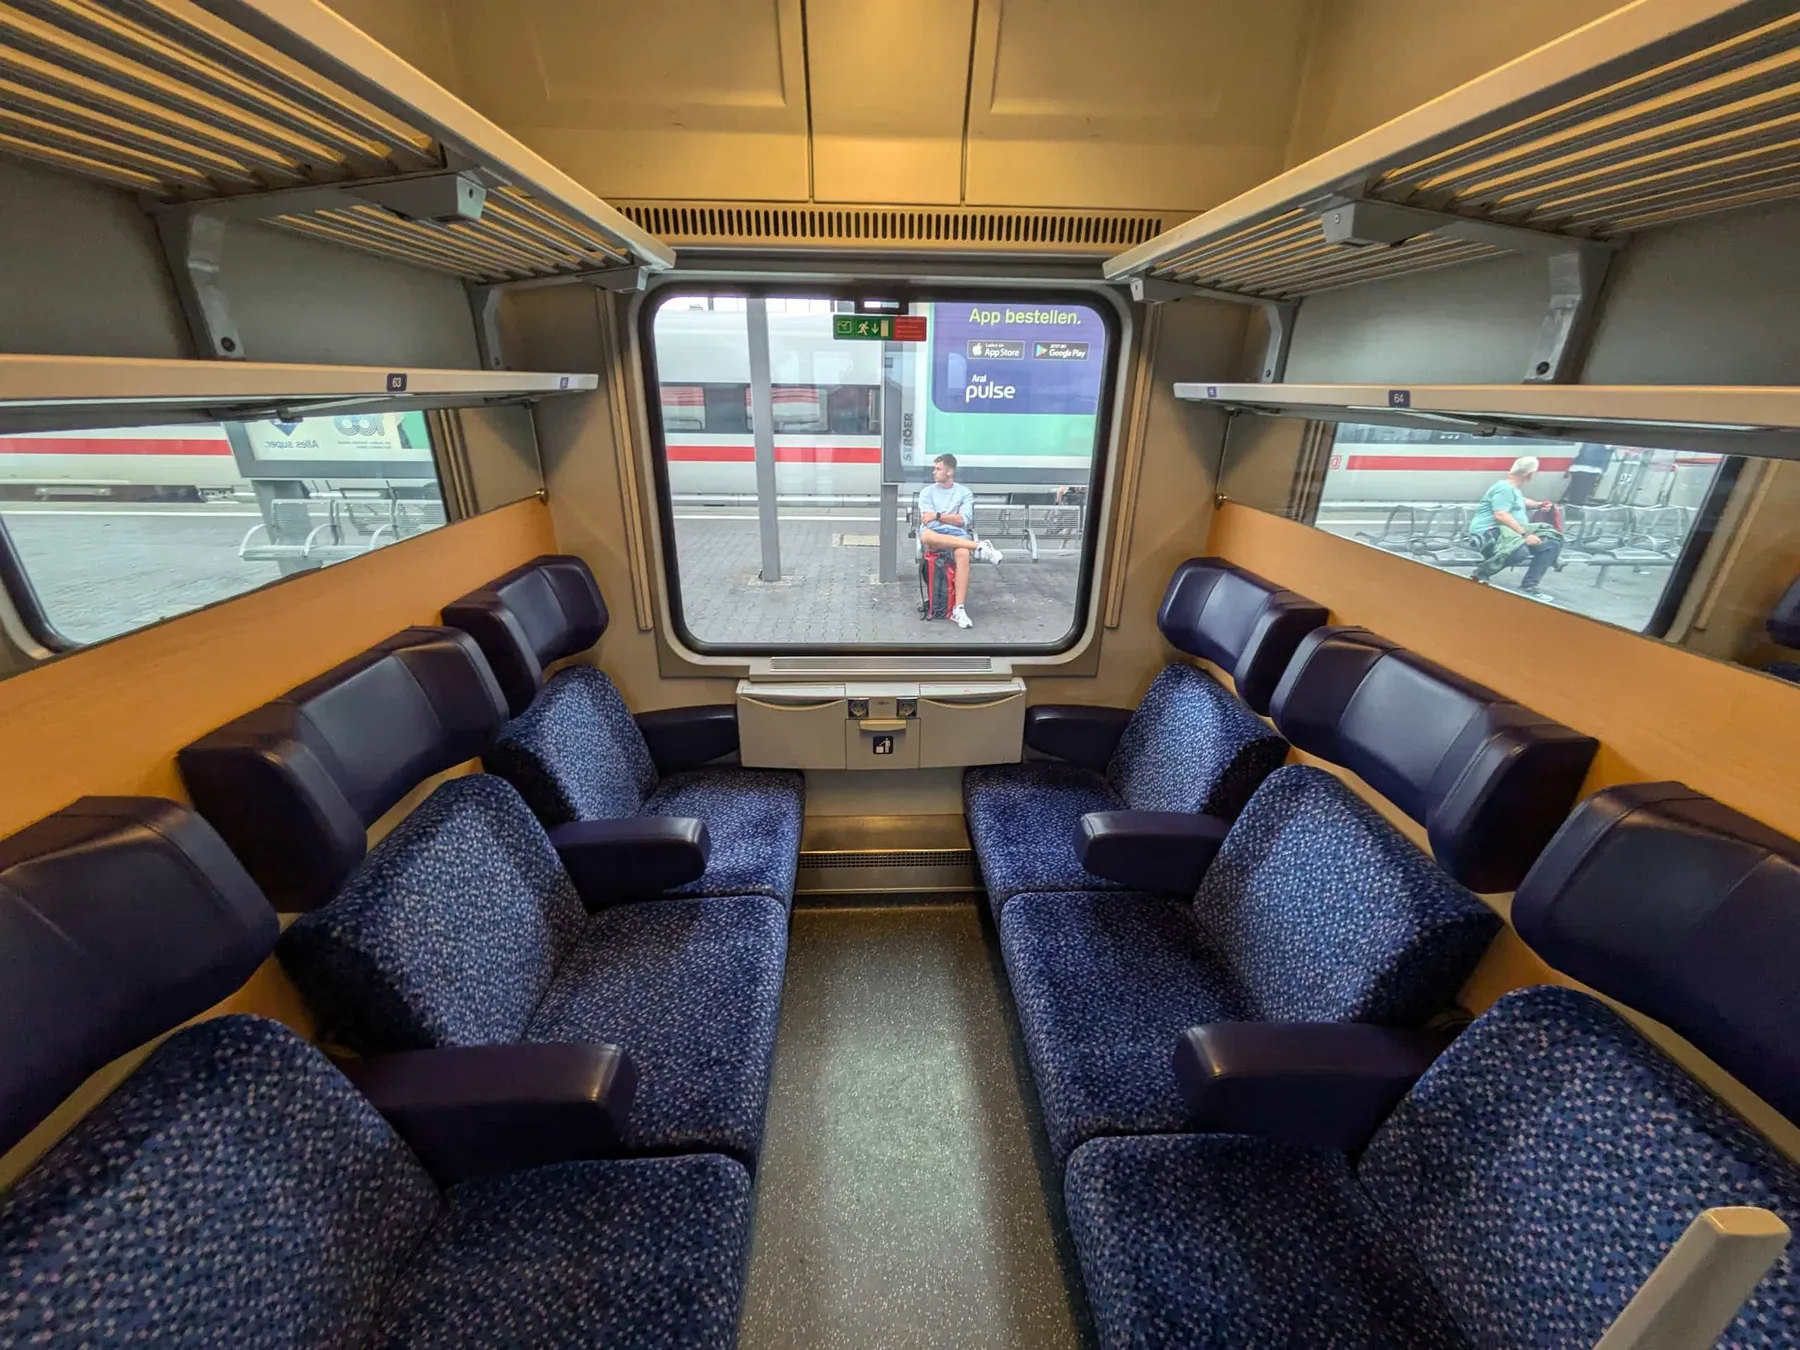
top-left (1769, 574), bottom-right (1800, 649)
top-left (0, 1014), bottom-right (443, 1346)
top-left (1357, 986), bottom-right (1800, 1349)
top-left (279, 774), bottom-right (587, 1053)
top-left (1105, 664), bottom-right (1289, 819)
top-left (1270, 626), bottom-right (1597, 892)
top-left (179, 627), bottom-right (509, 910)
top-left (0, 797), bottom-right (278, 1153)
top-left (1512, 781), bottom-right (1800, 1126)
top-left (485, 666), bottom-right (659, 826)
top-left (443, 554), bottom-right (609, 719)
top-left (1156, 558), bottom-right (1328, 715)
top-left (1189, 766), bottom-right (1500, 1025)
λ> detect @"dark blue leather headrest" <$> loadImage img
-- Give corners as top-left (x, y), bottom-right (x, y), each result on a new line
top-left (1157, 559), bottom-right (1328, 715)
top-left (442, 555), bottom-right (609, 718)
top-left (1513, 782), bottom-right (1800, 1123)
top-left (178, 627), bottom-right (508, 911)
top-left (1769, 575), bottom-right (1800, 649)
top-left (0, 797), bottom-right (277, 1152)
top-left (1270, 627), bottom-right (1597, 891)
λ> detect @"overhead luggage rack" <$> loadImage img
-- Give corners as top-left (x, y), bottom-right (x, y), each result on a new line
top-left (0, 354), bottom-right (598, 432)
top-left (0, 0), bottom-right (674, 283)
top-left (1106, 0), bottom-right (1800, 302)
top-left (1174, 381), bottom-right (1800, 460)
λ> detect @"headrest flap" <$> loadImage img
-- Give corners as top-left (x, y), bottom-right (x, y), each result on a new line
top-left (1769, 575), bottom-right (1800, 649)
top-left (1156, 559), bottom-right (1329, 715)
top-left (1513, 782), bottom-right (1800, 1123)
top-left (0, 797), bottom-right (277, 1152)
top-left (442, 555), bottom-right (608, 718)
top-left (1270, 626), bottom-right (1597, 891)
top-left (178, 627), bottom-right (508, 911)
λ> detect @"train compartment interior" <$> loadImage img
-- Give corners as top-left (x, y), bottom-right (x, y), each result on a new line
top-left (2, 1), bottom-right (1800, 1347)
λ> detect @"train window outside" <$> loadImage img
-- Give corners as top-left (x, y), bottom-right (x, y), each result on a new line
top-left (1318, 424), bottom-right (1730, 634)
top-left (0, 413), bottom-right (447, 649)
top-left (645, 290), bottom-right (1115, 651)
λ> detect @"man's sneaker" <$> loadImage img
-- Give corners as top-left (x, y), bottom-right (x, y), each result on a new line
top-left (975, 539), bottom-right (1004, 564)
top-left (951, 605), bottom-right (973, 629)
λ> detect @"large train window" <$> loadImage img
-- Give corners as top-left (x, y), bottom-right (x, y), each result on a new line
top-left (0, 413), bottom-right (447, 649)
top-left (644, 290), bottom-right (1116, 652)
top-left (1317, 424), bottom-right (1732, 634)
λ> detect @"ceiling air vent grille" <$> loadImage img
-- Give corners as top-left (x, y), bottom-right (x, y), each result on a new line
top-left (617, 202), bottom-right (1165, 253)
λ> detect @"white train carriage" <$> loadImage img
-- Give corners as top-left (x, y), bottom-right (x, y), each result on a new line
top-left (0, 425), bottom-right (241, 500)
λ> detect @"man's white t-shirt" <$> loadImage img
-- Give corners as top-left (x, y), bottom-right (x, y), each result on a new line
top-left (918, 482), bottom-right (975, 539)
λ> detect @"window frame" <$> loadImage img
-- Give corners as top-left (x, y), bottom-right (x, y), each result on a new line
top-left (0, 517), bottom-right (74, 654)
top-left (639, 282), bottom-right (1124, 657)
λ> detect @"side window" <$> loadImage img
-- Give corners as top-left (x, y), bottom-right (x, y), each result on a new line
top-left (645, 291), bottom-right (1116, 651)
top-left (0, 413), bottom-right (447, 649)
top-left (1319, 423), bottom-right (1730, 635)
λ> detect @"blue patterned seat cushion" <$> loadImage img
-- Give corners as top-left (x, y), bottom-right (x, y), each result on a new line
top-left (378, 1155), bottom-right (753, 1350)
top-left (964, 761), bottom-right (1129, 922)
top-left (1105, 664), bottom-right (1288, 816)
top-left (0, 1015), bottom-right (756, 1347)
top-left (1065, 1133), bottom-right (1466, 1350)
top-left (999, 769), bottom-right (1497, 1163)
top-left (526, 894), bottom-right (789, 1163)
top-left (0, 1015), bottom-right (444, 1347)
top-left (1189, 766), bottom-right (1500, 1027)
top-left (1358, 986), bottom-right (1800, 1348)
top-left (1000, 890), bottom-right (1246, 1162)
top-left (964, 664), bottom-right (1288, 921)
top-left (280, 774), bottom-right (587, 1052)
top-left (642, 766), bottom-right (804, 905)
top-left (486, 666), bottom-right (659, 826)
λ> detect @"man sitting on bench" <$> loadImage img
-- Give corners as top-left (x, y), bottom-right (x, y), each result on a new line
top-left (919, 452), bottom-right (1002, 628)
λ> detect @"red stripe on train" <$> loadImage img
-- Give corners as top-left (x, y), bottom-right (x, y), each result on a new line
top-left (664, 445), bottom-right (882, 464)
top-left (1339, 454), bottom-right (1576, 472)
top-left (0, 437), bottom-right (233, 456)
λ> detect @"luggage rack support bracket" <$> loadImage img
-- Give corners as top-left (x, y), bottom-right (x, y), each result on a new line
top-left (467, 267), bottom-right (650, 370)
top-left (156, 210), bottom-right (242, 361)
top-left (1129, 278), bottom-right (1298, 384)
top-left (1312, 195), bottom-right (1617, 385)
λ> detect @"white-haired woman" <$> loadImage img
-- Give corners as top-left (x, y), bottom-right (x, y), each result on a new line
top-left (1470, 454), bottom-right (1561, 594)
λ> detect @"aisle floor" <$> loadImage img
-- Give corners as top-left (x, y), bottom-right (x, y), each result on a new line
top-left (739, 903), bottom-right (1086, 1350)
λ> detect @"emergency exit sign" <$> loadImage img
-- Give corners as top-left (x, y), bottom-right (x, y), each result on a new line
top-left (833, 314), bottom-right (927, 342)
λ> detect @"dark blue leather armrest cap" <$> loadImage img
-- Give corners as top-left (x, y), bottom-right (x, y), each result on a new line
top-left (1174, 1022), bottom-right (1457, 1154)
top-left (634, 705), bottom-right (739, 775)
top-left (549, 817), bottom-right (710, 907)
top-left (341, 1043), bottom-right (635, 1184)
top-left (1024, 705), bottom-right (1135, 771)
top-left (1077, 810), bottom-right (1231, 894)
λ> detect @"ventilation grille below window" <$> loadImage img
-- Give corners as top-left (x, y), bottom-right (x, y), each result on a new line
top-left (765, 656), bottom-right (998, 673)
top-left (617, 202), bottom-right (1165, 253)
top-left (800, 850), bottom-right (976, 870)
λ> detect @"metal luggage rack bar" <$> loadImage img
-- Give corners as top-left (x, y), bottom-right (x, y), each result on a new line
top-left (0, 0), bottom-right (673, 355)
top-left (1109, 2), bottom-right (1800, 382)
top-left (1108, 1), bottom-right (1800, 298)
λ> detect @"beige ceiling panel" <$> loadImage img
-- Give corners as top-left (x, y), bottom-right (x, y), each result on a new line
top-left (965, 0), bottom-right (1316, 212)
top-left (322, 0), bottom-right (464, 95)
top-left (444, 0), bottom-right (810, 199)
top-left (807, 0), bottom-right (975, 204)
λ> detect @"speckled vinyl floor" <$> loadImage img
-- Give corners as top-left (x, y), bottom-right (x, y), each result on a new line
top-left (739, 903), bottom-right (1088, 1350)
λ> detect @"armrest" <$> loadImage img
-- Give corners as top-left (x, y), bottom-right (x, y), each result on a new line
top-left (341, 1043), bottom-right (636, 1184)
top-left (549, 817), bottom-right (710, 908)
top-left (635, 705), bottom-right (738, 775)
top-left (1173, 1022), bottom-right (1458, 1154)
top-left (1023, 704), bottom-right (1135, 771)
top-left (1077, 811), bottom-right (1230, 894)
